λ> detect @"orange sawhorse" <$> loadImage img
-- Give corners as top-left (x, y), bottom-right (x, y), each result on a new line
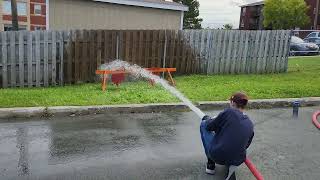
top-left (95, 68), bottom-right (176, 91)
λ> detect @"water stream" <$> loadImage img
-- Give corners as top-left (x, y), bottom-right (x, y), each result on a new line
top-left (100, 60), bottom-right (205, 119)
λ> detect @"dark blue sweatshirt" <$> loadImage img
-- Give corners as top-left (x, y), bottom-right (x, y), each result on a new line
top-left (204, 108), bottom-right (254, 166)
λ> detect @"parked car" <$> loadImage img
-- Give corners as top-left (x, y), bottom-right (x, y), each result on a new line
top-left (290, 36), bottom-right (319, 56)
top-left (303, 32), bottom-right (320, 46)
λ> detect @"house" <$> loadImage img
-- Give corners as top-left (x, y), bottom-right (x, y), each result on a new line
top-left (0, 0), bottom-right (188, 31)
top-left (239, 0), bottom-right (320, 30)
top-left (239, 1), bottom-right (264, 30)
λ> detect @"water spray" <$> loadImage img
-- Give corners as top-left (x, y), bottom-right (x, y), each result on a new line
top-left (100, 60), bottom-right (263, 180)
top-left (99, 60), bottom-right (205, 118)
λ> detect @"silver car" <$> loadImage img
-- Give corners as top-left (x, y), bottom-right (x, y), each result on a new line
top-left (304, 32), bottom-right (320, 47)
top-left (290, 36), bottom-right (319, 56)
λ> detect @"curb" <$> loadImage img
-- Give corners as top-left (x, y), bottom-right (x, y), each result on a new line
top-left (199, 97), bottom-right (320, 110)
top-left (0, 97), bottom-right (319, 119)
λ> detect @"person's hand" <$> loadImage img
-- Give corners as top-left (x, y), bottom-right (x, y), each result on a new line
top-left (202, 115), bottom-right (211, 121)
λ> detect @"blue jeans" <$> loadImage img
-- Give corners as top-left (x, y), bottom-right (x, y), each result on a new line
top-left (200, 120), bottom-right (215, 160)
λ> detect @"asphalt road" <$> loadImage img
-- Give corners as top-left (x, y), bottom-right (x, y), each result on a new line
top-left (0, 106), bottom-right (319, 180)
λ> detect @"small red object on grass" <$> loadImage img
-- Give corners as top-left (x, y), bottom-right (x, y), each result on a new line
top-left (111, 73), bottom-right (125, 87)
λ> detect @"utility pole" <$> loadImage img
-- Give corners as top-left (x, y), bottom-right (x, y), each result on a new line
top-left (315, 0), bottom-right (320, 30)
top-left (11, 0), bottom-right (19, 31)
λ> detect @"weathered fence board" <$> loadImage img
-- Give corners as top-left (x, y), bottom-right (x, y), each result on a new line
top-left (1, 32), bottom-right (8, 88)
top-left (59, 31), bottom-right (64, 85)
top-left (9, 32), bottom-right (16, 87)
top-left (214, 30), bottom-right (223, 74)
top-left (44, 31), bottom-right (49, 86)
top-left (35, 31), bottom-right (41, 87)
top-left (0, 29), bottom-right (291, 88)
top-left (52, 31), bottom-right (57, 86)
top-left (18, 32), bottom-right (24, 87)
top-left (283, 31), bottom-right (291, 72)
top-left (28, 33), bottom-right (33, 87)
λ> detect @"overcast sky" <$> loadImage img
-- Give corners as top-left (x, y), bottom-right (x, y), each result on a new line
top-left (198, 0), bottom-right (259, 29)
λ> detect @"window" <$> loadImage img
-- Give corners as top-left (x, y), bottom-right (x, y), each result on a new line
top-left (3, 1), bottom-right (11, 14)
top-left (17, 2), bottom-right (27, 16)
top-left (2, 1), bottom-right (27, 16)
top-left (34, 4), bottom-right (42, 15)
top-left (307, 32), bottom-right (317, 38)
top-left (307, 38), bottom-right (315, 43)
top-left (4, 24), bottom-right (27, 31)
top-left (240, 20), bottom-right (244, 28)
top-left (242, 7), bottom-right (246, 16)
top-left (34, 26), bottom-right (43, 30)
top-left (291, 36), bottom-right (304, 44)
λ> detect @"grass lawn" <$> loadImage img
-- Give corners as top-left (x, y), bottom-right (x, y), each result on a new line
top-left (0, 56), bottom-right (319, 108)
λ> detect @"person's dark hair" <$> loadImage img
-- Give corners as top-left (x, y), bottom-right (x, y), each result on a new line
top-left (230, 92), bottom-right (249, 109)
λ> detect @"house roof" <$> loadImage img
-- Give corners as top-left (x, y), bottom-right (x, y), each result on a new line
top-left (239, 0), bottom-right (264, 7)
top-left (92, 0), bottom-right (189, 11)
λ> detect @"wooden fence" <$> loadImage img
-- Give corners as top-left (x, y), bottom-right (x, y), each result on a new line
top-left (0, 31), bottom-right (64, 88)
top-left (0, 30), bottom-right (291, 88)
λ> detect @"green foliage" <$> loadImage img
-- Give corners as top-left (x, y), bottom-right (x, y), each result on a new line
top-left (0, 57), bottom-right (319, 108)
top-left (173, 0), bottom-right (203, 29)
top-left (223, 24), bottom-right (233, 30)
top-left (263, 0), bottom-right (310, 29)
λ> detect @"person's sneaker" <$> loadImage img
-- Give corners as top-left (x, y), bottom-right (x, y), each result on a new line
top-left (205, 160), bottom-right (216, 175)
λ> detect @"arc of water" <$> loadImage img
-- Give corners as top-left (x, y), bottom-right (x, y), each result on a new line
top-left (99, 60), bottom-right (205, 119)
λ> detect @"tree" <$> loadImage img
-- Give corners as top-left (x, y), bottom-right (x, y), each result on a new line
top-left (223, 24), bottom-right (233, 30)
top-left (11, 0), bottom-right (19, 31)
top-left (173, 0), bottom-right (203, 29)
top-left (263, 0), bottom-right (310, 29)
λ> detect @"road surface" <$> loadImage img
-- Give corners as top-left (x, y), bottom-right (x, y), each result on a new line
top-left (0, 107), bottom-right (319, 180)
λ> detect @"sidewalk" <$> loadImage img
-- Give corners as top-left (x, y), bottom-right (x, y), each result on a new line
top-left (0, 97), bottom-right (319, 119)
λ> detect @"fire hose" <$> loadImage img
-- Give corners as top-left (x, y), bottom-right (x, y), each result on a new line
top-left (312, 111), bottom-right (320, 129)
top-left (245, 158), bottom-right (264, 180)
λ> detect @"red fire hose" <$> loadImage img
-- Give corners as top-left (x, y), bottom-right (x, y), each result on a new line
top-left (312, 111), bottom-right (320, 129)
top-left (235, 110), bottom-right (320, 180)
top-left (243, 110), bottom-right (319, 180)
top-left (245, 158), bottom-right (264, 180)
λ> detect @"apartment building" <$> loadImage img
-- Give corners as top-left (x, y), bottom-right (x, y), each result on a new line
top-left (0, 0), bottom-right (46, 31)
top-left (239, 0), bottom-right (320, 30)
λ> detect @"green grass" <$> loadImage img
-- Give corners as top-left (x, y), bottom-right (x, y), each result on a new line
top-left (0, 56), bottom-right (319, 108)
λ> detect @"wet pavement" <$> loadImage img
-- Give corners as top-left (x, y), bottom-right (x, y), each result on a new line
top-left (0, 106), bottom-right (319, 180)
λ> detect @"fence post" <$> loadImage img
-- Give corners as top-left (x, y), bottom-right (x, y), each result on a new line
top-left (35, 31), bottom-right (41, 87)
top-left (27, 32), bottom-right (33, 87)
top-left (10, 32), bottom-right (16, 87)
top-left (44, 31), bottom-right (49, 87)
top-left (162, 30), bottom-right (167, 78)
top-left (52, 31), bottom-right (57, 86)
top-left (1, 32), bottom-right (8, 88)
top-left (18, 31), bottom-right (25, 87)
top-left (116, 32), bottom-right (119, 59)
top-left (284, 30), bottom-right (292, 72)
top-left (59, 31), bottom-right (64, 85)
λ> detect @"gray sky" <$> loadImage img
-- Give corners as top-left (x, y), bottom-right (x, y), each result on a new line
top-left (199, 0), bottom-right (259, 29)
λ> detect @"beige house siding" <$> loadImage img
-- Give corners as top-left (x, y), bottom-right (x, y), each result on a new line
top-left (49, 0), bottom-right (183, 30)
